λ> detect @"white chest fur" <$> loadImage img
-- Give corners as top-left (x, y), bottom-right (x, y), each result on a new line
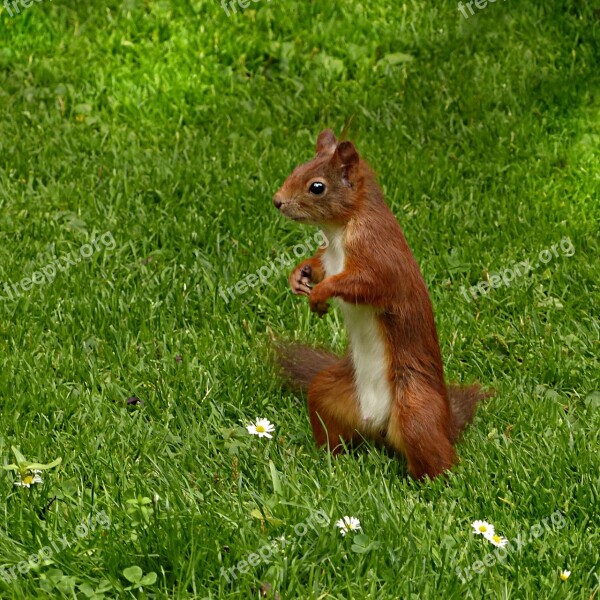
top-left (320, 228), bottom-right (393, 429)
top-left (321, 227), bottom-right (346, 277)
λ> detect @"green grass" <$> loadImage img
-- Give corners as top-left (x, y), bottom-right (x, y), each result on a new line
top-left (1, 0), bottom-right (599, 598)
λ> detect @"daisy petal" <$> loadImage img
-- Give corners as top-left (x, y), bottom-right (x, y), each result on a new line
top-left (559, 570), bottom-right (571, 581)
top-left (247, 418), bottom-right (275, 439)
top-left (484, 532), bottom-right (508, 548)
top-left (472, 520), bottom-right (495, 536)
top-left (335, 516), bottom-right (361, 536)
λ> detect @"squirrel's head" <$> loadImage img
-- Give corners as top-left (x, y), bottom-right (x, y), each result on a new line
top-left (273, 129), bottom-right (362, 226)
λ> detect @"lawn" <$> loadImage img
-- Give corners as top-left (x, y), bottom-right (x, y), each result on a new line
top-left (0, 0), bottom-right (599, 598)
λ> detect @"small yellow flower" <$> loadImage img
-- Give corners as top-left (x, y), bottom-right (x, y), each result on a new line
top-left (472, 520), bottom-right (494, 536)
top-left (336, 516), bottom-right (361, 536)
top-left (246, 418), bottom-right (275, 439)
top-left (14, 469), bottom-right (43, 488)
top-left (2, 446), bottom-right (62, 486)
top-left (559, 570), bottom-right (571, 581)
top-left (485, 532), bottom-right (508, 548)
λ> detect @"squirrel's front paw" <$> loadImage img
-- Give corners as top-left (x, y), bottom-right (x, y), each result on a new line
top-left (309, 283), bottom-right (331, 317)
top-left (289, 263), bottom-right (313, 297)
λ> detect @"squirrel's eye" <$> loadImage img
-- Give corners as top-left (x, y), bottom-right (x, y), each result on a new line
top-left (309, 182), bottom-right (326, 195)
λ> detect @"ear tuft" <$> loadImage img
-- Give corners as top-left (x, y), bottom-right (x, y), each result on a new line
top-left (316, 129), bottom-right (338, 155)
top-left (335, 141), bottom-right (359, 168)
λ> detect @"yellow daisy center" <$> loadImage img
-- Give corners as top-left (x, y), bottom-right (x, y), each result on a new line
top-left (492, 535), bottom-right (501, 543)
top-left (560, 573), bottom-right (569, 581)
top-left (255, 425), bottom-right (266, 433)
top-left (478, 525), bottom-right (488, 532)
top-left (23, 475), bottom-right (33, 485)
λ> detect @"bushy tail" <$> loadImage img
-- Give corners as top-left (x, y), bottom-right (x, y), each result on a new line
top-left (274, 341), bottom-right (338, 392)
top-left (448, 384), bottom-right (493, 442)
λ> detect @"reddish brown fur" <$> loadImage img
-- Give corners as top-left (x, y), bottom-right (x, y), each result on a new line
top-left (308, 357), bottom-right (363, 452)
top-left (273, 130), bottom-right (489, 479)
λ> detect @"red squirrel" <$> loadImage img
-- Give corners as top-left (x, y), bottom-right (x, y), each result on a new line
top-left (273, 129), bottom-right (489, 480)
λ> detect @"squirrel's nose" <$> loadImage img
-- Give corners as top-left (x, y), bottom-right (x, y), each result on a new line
top-left (273, 194), bottom-right (283, 209)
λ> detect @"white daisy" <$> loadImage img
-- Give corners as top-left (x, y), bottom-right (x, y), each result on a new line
top-left (14, 470), bottom-right (43, 488)
top-left (335, 516), bottom-right (361, 536)
top-left (246, 418), bottom-right (275, 439)
top-left (484, 532), bottom-right (508, 548)
top-left (471, 520), bottom-right (494, 536)
top-left (559, 569), bottom-right (571, 581)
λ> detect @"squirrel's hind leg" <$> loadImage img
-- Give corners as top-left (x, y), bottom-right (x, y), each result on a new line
top-left (386, 379), bottom-right (456, 480)
top-left (307, 357), bottom-right (362, 454)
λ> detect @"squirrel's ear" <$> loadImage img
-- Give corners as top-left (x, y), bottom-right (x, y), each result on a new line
top-left (335, 141), bottom-right (359, 167)
top-left (316, 129), bottom-right (338, 155)
top-left (333, 141), bottom-right (359, 184)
